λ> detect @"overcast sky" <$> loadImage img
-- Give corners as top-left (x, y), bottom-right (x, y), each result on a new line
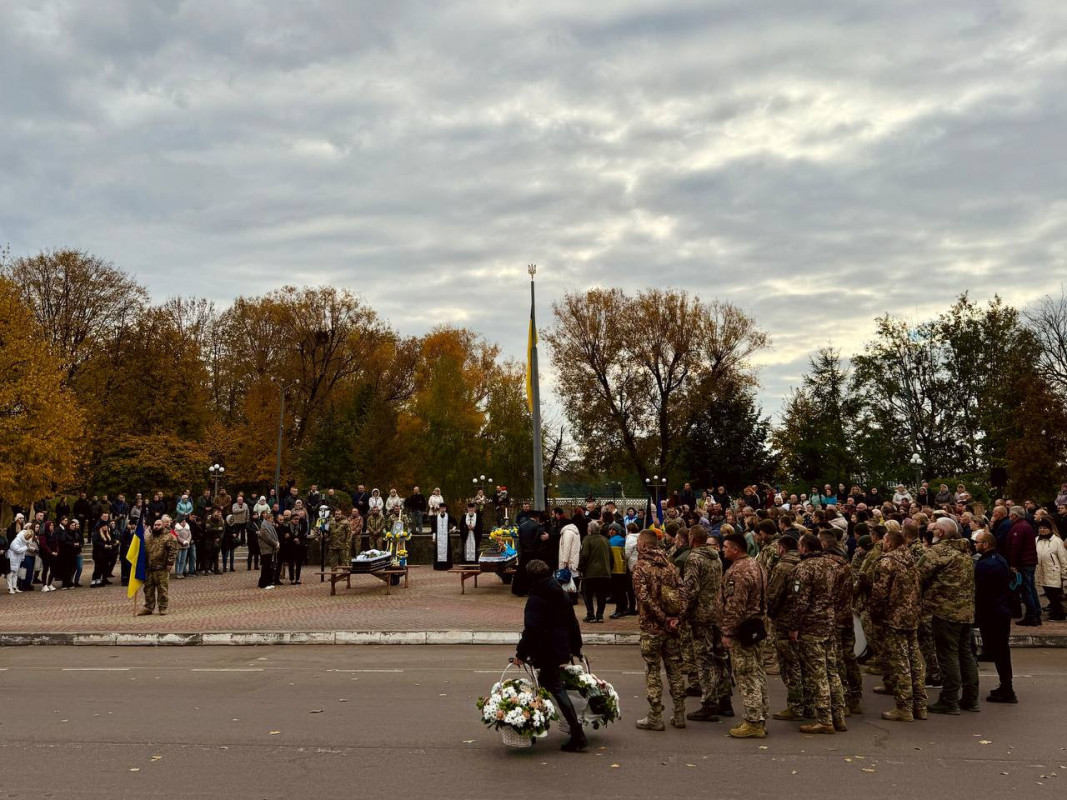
top-left (2, 1), bottom-right (1065, 416)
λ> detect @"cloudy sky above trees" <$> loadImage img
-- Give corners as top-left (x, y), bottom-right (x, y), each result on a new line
top-left (2, 1), bottom-right (1065, 414)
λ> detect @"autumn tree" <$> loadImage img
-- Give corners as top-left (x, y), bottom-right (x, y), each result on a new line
top-left (1026, 288), bottom-right (1067, 397)
top-left (0, 277), bottom-right (84, 511)
top-left (545, 288), bottom-right (769, 482)
top-left (3, 250), bottom-right (147, 386)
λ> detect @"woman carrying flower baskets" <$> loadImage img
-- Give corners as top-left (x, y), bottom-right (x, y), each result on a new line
top-left (512, 559), bottom-right (588, 752)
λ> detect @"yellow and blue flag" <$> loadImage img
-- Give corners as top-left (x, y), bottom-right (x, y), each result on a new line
top-left (525, 301), bottom-right (537, 413)
top-left (126, 520), bottom-right (147, 598)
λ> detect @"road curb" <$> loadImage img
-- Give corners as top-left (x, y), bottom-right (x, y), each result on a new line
top-left (0, 630), bottom-right (1059, 647)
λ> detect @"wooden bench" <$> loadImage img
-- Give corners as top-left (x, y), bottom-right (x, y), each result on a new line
top-left (314, 566), bottom-right (410, 596)
top-left (448, 565), bottom-right (517, 594)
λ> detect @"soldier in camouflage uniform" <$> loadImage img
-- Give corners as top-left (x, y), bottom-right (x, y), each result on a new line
top-left (365, 507), bottom-right (385, 551)
top-left (633, 530), bottom-right (689, 731)
top-left (768, 535), bottom-right (805, 720)
top-left (683, 528), bottom-right (729, 721)
top-left (856, 525), bottom-right (885, 673)
top-left (721, 533), bottom-right (769, 739)
top-left (754, 520), bottom-right (781, 675)
top-left (328, 513), bottom-right (353, 567)
top-left (903, 519), bottom-right (940, 686)
top-left (870, 530), bottom-right (926, 721)
top-left (819, 531), bottom-right (862, 714)
top-left (137, 518), bottom-right (178, 616)
top-left (918, 518), bottom-right (978, 714)
top-left (787, 533), bottom-right (847, 734)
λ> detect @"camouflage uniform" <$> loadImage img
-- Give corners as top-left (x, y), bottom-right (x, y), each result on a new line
top-left (365, 512), bottom-right (385, 551)
top-left (825, 545), bottom-right (862, 707)
top-left (328, 516), bottom-right (353, 567)
top-left (871, 547), bottom-right (927, 712)
top-left (721, 555), bottom-right (769, 724)
top-left (634, 544), bottom-right (689, 722)
top-left (768, 549), bottom-right (804, 714)
top-left (143, 532), bottom-right (178, 614)
top-left (684, 545), bottom-right (731, 706)
top-left (788, 553), bottom-right (846, 726)
top-left (856, 540), bottom-right (885, 668)
top-left (756, 535), bottom-right (781, 671)
top-left (907, 537), bottom-right (940, 682)
top-left (918, 537), bottom-right (978, 708)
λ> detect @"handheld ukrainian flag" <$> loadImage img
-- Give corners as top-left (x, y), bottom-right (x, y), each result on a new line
top-left (126, 520), bottom-right (147, 599)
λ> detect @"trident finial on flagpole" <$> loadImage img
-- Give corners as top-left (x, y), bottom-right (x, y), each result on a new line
top-left (528, 264), bottom-right (537, 278)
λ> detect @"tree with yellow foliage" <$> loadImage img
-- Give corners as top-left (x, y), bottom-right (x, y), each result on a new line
top-left (0, 277), bottom-right (85, 512)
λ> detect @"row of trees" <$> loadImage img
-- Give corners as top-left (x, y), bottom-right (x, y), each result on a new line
top-left (1, 248), bottom-right (1063, 514)
top-left (773, 293), bottom-right (1067, 501)
top-left (0, 250), bottom-right (535, 512)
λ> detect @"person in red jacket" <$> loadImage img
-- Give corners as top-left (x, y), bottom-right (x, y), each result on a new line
top-left (1006, 506), bottom-right (1041, 626)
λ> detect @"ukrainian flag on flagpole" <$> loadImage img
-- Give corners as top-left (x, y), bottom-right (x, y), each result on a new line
top-left (525, 302), bottom-right (537, 413)
top-left (126, 520), bottom-right (147, 598)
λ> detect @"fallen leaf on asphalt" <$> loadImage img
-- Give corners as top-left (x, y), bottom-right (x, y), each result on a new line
top-left (758, 746), bottom-right (768, 751)
top-left (129, 768), bottom-right (140, 772)
top-left (462, 740), bottom-right (475, 744)
top-left (979, 740), bottom-right (992, 745)
top-left (1002, 772), bottom-right (1009, 776)
top-left (862, 768), bottom-right (876, 774)
top-left (269, 730), bottom-right (281, 735)
top-left (686, 764), bottom-right (696, 768)
top-left (791, 770), bottom-right (798, 775)
top-left (339, 699), bottom-right (349, 703)
top-left (845, 758), bottom-right (853, 763)
top-left (611, 764), bottom-right (620, 769)
top-left (151, 755), bottom-right (162, 761)
top-left (310, 709), bottom-right (323, 714)
top-left (439, 694), bottom-right (447, 697)
top-left (61, 720), bottom-right (68, 723)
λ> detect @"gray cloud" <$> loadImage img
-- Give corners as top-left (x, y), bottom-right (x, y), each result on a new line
top-left (2, 0), bottom-right (1065, 417)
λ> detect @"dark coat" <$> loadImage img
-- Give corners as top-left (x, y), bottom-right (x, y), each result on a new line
top-left (516, 577), bottom-right (583, 667)
top-left (1006, 519), bottom-right (1037, 568)
top-left (974, 551), bottom-right (1012, 625)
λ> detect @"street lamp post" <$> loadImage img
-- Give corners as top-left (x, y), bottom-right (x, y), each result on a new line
top-left (644, 475), bottom-right (667, 522)
top-left (909, 453), bottom-right (923, 492)
top-left (607, 481), bottom-right (622, 504)
top-left (270, 378), bottom-right (301, 503)
top-left (209, 463), bottom-right (225, 498)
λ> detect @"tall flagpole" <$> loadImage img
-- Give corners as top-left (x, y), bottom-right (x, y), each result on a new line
top-left (529, 265), bottom-right (545, 511)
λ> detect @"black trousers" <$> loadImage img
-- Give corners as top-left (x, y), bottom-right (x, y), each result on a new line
top-left (582, 576), bottom-right (609, 620)
top-left (537, 664), bottom-right (583, 740)
top-left (1044, 586), bottom-right (1065, 620)
top-left (259, 554), bottom-right (275, 588)
top-left (611, 573), bottom-right (633, 614)
top-left (287, 557), bottom-right (302, 582)
top-left (979, 617), bottom-right (1013, 692)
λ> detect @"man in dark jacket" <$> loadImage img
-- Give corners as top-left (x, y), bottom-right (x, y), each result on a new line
top-left (512, 512), bottom-right (548, 597)
top-left (975, 532), bottom-right (1016, 702)
top-left (513, 559), bottom-right (586, 752)
top-left (1007, 506), bottom-right (1041, 626)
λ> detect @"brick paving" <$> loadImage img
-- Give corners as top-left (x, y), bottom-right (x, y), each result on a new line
top-left (0, 564), bottom-right (642, 634)
top-left (2, 561), bottom-right (1065, 642)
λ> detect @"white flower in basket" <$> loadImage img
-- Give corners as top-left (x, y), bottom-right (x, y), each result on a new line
top-left (558, 662), bottom-right (622, 735)
top-left (476, 665), bottom-right (559, 748)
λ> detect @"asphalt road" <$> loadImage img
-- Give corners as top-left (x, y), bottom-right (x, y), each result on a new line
top-left (0, 645), bottom-right (1063, 799)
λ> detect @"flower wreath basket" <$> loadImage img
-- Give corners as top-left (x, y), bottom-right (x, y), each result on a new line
top-left (476, 663), bottom-right (559, 748)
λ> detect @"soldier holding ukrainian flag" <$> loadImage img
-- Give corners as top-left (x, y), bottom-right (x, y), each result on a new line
top-left (128, 516), bottom-right (178, 616)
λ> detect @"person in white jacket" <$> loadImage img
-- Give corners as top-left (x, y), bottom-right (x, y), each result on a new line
top-left (1035, 517), bottom-right (1067, 621)
top-left (368, 489), bottom-right (384, 514)
top-left (557, 523), bottom-right (581, 596)
top-left (7, 527), bottom-right (32, 594)
top-left (624, 522), bottom-right (640, 573)
top-left (893, 485), bottom-right (913, 505)
top-left (385, 489), bottom-right (404, 516)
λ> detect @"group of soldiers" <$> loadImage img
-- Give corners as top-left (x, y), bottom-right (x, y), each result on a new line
top-left (631, 510), bottom-right (984, 738)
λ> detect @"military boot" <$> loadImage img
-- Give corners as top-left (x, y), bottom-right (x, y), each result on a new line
top-left (772, 708), bottom-right (802, 721)
top-left (912, 705), bottom-right (928, 720)
top-left (728, 720), bottom-right (767, 739)
top-left (832, 715), bottom-right (848, 732)
top-left (636, 715), bottom-right (665, 731)
top-left (881, 706), bottom-right (913, 722)
top-left (848, 698), bottom-right (863, 715)
top-left (716, 697), bottom-right (735, 717)
top-left (670, 703), bottom-right (687, 729)
top-left (686, 703), bottom-right (720, 722)
top-left (798, 721), bottom-right (836, 735)
top-left (872, 684), bottom-right (892, 695)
